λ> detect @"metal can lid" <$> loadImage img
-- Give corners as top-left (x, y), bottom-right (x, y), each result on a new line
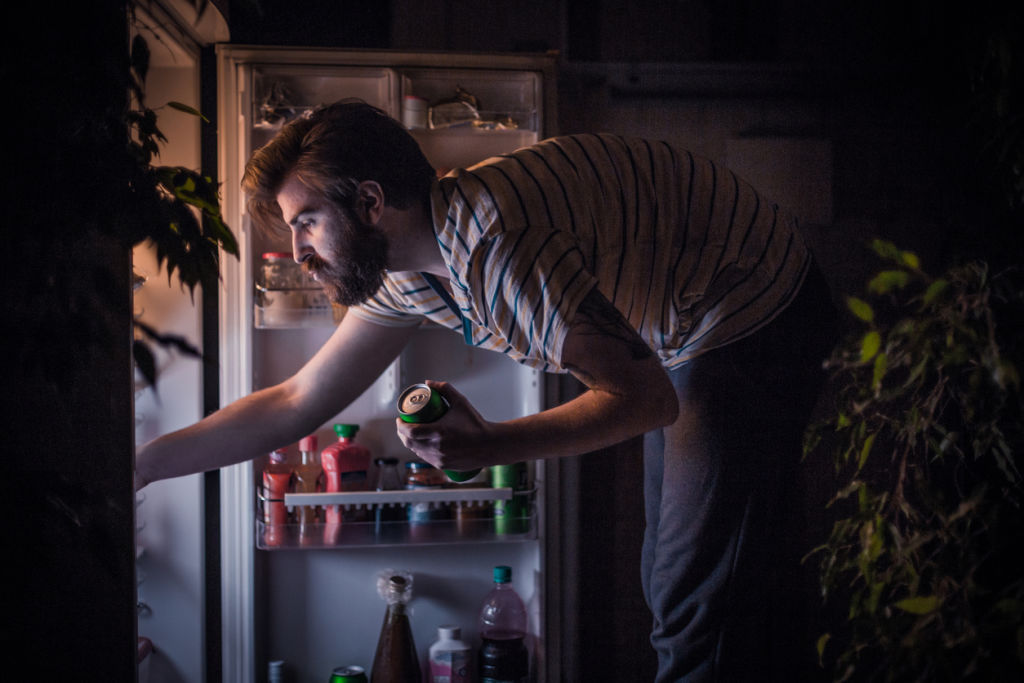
top-left (398, 384), bottom-right (433, 415)
top-left (331, 665), bottom-right (365, 675)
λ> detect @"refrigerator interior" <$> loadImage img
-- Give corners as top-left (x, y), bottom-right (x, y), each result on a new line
top-left (218, 50), bottom-right (554, 682)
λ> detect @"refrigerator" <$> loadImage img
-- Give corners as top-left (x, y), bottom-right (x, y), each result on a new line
top-left (209, 45), bottom-right (561, 683)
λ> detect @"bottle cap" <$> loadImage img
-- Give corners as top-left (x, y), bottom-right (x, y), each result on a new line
top-left (375, 457), bottom-right (399, 466)
top-left (261, 252), bottom-right (293, 260)
top-left (334, 423), bottom-right (359, 438)
top-left (438, 625), bottom-right (461, 639)
top-left (493, 565), bottom-right (512, 583)
top-left (299, 434), bottom-right (318, 451)
top-left (269, 449), bottom-right (287, 464)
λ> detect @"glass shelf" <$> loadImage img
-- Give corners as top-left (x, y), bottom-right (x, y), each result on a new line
top-left (256, 487), bottom-right (536, 549)
top-left (253, 284), bottom-right (345, 329)
top-left (283, 486), bottom-right (512, 508)
top-left (254, 303), bottom-right (342, 329)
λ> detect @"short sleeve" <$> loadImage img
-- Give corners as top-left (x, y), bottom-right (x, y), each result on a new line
top-left (347, 283), bottom-right (426, 328)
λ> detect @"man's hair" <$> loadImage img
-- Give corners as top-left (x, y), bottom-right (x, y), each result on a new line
top-left (242, 100), bottom-right (435, 233)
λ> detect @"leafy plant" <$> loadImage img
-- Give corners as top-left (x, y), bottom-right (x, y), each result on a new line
top-left (806, 239), bottom-right (1024, 682)
top-left (126, 32), bottom-right (238, 387)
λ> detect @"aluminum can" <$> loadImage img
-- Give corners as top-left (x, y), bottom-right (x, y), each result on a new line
top-left (397, 383), bottom-right (480, 483)
top-left (329, 665), bottom-right (368, 682)
top-left (491, 462), bottom-right (528, 535)
top-left (397, 383), bottom-right (449, 423)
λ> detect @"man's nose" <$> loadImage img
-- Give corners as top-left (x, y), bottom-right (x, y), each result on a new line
top-left (292, 233), bottom-right (313, 263)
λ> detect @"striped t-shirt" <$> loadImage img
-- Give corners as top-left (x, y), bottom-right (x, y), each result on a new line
top-left (348, 133), bottom-right (811, 373)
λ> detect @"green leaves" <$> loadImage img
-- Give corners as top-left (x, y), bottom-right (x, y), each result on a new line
top-left (805, 242), bottom-right (1024, 681)
top-left (127, 35), bottom-right (237, 386)
top-left (894, 595), bottom-right (941, 615)
top-left (847, 296), bottom-right (875, 322)
top-left (860, 330), bottom-right (881, 362)
top-left (167, 101), bottom-right (209, 123)
top-left (868, 270), bottom-right (911, 295)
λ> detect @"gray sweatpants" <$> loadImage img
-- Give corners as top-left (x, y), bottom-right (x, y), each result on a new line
top-left (641, 264), bottom-right (837, 682)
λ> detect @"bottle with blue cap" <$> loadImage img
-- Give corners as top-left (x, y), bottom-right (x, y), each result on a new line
top-left (477, 565), bottom-right (528, 683)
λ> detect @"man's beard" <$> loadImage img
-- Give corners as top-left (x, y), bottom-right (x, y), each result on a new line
top-left (305, 216), bottom-right (389, 307)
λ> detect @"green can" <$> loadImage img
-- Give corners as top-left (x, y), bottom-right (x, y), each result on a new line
top-left (329, 665), bottom-right (368, 682)
top-left (397, 383), bottom-right (480, 484)
top-left (397, 383), bottom-right (449, 423)
top-left (492, 462), bottom-right (528, 535)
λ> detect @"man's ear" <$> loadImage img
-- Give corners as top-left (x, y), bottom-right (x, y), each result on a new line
top-left (355, 180), bottom-right (385, 224)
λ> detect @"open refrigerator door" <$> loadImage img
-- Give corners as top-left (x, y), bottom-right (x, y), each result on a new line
top-left (216, 46), bottom-right (560, 682)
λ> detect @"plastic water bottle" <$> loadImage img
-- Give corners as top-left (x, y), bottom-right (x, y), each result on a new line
top-left (478, 566), bottom-right (528, 683)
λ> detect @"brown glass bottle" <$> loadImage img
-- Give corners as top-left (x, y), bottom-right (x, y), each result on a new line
top-left (371, 574), bottom-right (421, 683)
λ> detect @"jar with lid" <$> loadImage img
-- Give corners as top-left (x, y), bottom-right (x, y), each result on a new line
top-left (402, 95), bottom-right (428, 130)
top-left (405, 461), bottom-right (449, 541)
top-left (260, 252), bottom-right (302, 290)
top-left (373, 457), bottom-right (405, 540)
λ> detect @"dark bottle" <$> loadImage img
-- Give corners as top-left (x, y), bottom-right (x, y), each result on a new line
top-left (372, 457), bottom-right (405, 539)
top-left (478, 566), bottom-right (528, 683)
top-left (371, 572), bottom-right (421, 683)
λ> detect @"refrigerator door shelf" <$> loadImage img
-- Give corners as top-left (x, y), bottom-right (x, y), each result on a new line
top-left (256, 500), bottom-right (537, 550)
top-left (283, 486), bottom-right (513, 508)
top-left (253, 287), bottom-right (345, 328)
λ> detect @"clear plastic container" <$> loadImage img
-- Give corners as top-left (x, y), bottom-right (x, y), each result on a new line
top-left (260, 252), bottom-right (303, 289)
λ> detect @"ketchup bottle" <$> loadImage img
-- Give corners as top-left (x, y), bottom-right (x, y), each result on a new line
top-left (321, 424), bottom-right (371, 543)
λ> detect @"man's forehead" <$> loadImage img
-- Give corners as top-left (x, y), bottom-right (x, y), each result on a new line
top-left (276, 177), bottom-right (323, 222)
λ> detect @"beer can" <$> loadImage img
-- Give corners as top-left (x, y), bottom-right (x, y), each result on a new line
top-left (396, 383), bottom-right (480, 483)
top-left (329, 665), bottom-right (368, 682)
top-left (397, 383), bottom-right (449, 423)
top-left (492, 462), bottom-right (528, 535)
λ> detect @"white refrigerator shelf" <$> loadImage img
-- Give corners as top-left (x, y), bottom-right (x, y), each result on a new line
top-left (281, 486), bottom-right (515, 509)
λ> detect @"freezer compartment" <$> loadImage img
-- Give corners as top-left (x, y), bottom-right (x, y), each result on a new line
top-left (252, 64), bottom-right (398, 128)
top-left (402, 67), bottom-right (540, 171)
top-left (255, 486), bottom-right (537, 549)
top-left (400, 68), bottom-right (540, 131)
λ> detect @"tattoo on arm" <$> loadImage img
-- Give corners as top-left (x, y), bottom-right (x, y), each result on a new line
top-left (571, 289), bottom-right (654, 362)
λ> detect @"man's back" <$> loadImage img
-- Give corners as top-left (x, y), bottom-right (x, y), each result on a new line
top-left (355, 134), bottom-right (811, 372)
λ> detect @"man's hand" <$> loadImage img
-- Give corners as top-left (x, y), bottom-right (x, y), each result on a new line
top-left (395, 380), bottom-right (500, 470)
top-left (396, 287), bottom-right (679, 470)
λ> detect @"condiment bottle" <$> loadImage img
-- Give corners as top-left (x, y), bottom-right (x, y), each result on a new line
top-left (428, 625), bottom-right (472, 683)
top-left (371, 571), bottom-right (421, 683)
top-left (321, 424), bottom-right (371, 544)
top-left (372, 457), bottom-right (404, 539)
top-left (293, 434), bottom-right (321, 545)
top-left (405, 460), bottom-right (450, 542)
top-left (262, 449), bottom-right (292, 547)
